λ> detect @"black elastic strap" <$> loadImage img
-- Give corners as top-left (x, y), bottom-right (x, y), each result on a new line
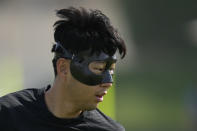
top-left (51, 43), bottom-right (74, 59)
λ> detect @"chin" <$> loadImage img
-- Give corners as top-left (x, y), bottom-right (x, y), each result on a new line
top-left (83, 104), bottom-right (98, 111)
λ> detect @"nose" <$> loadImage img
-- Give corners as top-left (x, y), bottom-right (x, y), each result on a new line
top-left (102, 71), bottom-right (113, 84)
top-left (100, 82), bottom-right (113, 88)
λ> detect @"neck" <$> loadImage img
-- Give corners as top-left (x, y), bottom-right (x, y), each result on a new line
top-left (44, 78), bottom-right (82, 119)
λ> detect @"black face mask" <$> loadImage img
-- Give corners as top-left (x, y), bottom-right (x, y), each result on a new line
top-left (52, 43), bottom-right (117, 86)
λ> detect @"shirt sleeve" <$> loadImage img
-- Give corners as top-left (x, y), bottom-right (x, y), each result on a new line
top-left (0, 100), bottom-right (14, 131)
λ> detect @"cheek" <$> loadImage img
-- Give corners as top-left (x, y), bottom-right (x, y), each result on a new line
top-left (77, 86), bottom-right (95, 98)
top-left (69, 79), bottom-right (96, 99)
top-left (68, 73), bottom-right (99, 102)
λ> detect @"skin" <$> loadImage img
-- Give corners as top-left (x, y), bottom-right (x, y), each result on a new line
top-left (44, 58), bottom-right (115, 119)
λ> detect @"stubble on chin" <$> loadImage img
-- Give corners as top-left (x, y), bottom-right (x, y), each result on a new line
top-left (81, 103), bottom-right (98, 111)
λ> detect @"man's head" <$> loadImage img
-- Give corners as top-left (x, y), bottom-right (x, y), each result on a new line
top-left (51, 7), bottom-right (126, 110)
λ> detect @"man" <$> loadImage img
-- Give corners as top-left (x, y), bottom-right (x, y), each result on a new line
top-left (0, 7), bottom-right (126, 131)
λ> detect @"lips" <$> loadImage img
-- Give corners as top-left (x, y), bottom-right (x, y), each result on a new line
top-left (95, 91), bottom-right (107, 102)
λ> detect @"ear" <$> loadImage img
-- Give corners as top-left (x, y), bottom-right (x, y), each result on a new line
top-left (56, 58), bottom-right (70, 78)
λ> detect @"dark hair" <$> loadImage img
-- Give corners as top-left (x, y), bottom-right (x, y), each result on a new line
top-left (52, 7), bottom-right (126, 76)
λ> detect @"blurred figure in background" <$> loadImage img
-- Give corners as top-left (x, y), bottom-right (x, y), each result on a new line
top-left (0, 7), bottom-right (126, 131)
top-left (185, 85), bottom-right (197, 131)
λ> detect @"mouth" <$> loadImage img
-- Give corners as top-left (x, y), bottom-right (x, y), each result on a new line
top-left (95, 91), bottom-right (107, 102)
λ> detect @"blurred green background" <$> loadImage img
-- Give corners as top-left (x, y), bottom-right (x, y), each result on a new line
top-left (1, 0), bottom-right (197, 130)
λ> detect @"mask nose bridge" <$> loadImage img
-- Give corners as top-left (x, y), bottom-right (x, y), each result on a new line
top-left (101, 70), bottom-right (113, 84)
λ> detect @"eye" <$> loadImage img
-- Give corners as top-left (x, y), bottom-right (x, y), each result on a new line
top-left (94, 68), bottom-right (104, 72)
top-left (89, 67), bottom-right (104, 75)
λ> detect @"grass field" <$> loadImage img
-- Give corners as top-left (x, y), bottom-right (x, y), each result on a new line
top-left (116, 70), bottom-right (192, 131)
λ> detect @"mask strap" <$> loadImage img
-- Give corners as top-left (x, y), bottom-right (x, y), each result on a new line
top-left (52, 43), bottom-right (74, 59)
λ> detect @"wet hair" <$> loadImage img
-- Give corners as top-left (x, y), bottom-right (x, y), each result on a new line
top-left (52, 7), bottom-right (126, 76)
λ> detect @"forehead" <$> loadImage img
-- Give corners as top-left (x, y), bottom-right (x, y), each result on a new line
top-left (92, 52), bottom-right (117, 61)
top-left (91, 61), bottom-right (116, 65)
top-left (77, 49), bottom-right (117, 61)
